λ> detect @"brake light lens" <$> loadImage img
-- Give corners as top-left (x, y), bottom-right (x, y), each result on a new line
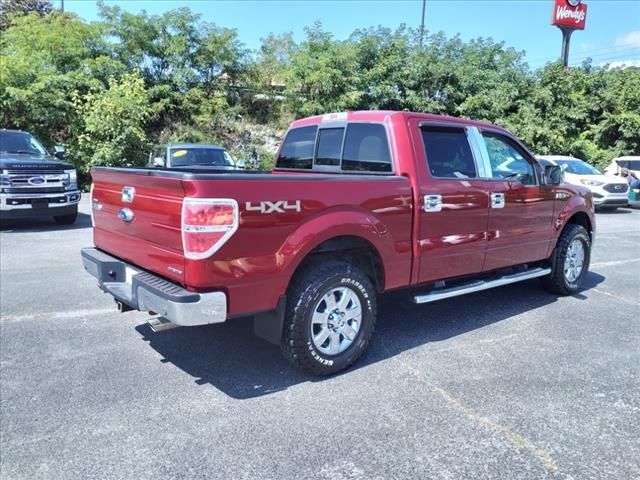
top-left (89, 182), bottom-right (95, 227)
top-left (181, 198), bottom-right (239, 259)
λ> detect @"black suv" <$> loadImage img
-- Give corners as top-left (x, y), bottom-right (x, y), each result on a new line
top-left (0, 130), bottom-right (80, 224)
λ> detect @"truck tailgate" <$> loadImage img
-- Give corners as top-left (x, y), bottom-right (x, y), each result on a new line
top-left (91, 169), bottom-right (186, 284)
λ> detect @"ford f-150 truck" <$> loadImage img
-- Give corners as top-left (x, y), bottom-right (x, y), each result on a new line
top-left (1, 129), bottom-right (80, 223)
top-left (82, 111), bottom-right (595, 375)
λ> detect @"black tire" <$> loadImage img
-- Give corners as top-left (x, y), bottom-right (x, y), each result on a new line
top-left (53, 210), bottom-right (78, 225)
top-left (597, 206), bottom-right (617, 212)
top-left (542, 224), bottom-right (591, 295)
top-left (281, 260), bottom-right (377, 376)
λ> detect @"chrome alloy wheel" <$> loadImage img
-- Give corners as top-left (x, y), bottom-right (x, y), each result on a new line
top-left (310, 286), bottom-right (362, 356)
top-left (564, 238), bottom-right (585, 283)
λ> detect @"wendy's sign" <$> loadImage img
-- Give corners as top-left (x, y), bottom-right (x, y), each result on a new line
top-left (552, 0), bottom-right (588, 30)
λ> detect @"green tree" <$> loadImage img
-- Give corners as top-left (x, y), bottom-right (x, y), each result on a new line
top-left (74, 71), bottom-right (154, 171)
top-left (284, 22), bottom-right (358, 116)
top-left (0, 11), bottom-right (119, 149)
top-left (0, 0), bottom-right (52, 30)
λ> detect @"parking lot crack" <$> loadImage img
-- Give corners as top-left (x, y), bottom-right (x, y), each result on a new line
top-left (380, 338), bottom-right (558, 474)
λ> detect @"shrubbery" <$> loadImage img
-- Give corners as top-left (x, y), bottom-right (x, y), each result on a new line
top-left (1, 4), bottom-right (638, 185)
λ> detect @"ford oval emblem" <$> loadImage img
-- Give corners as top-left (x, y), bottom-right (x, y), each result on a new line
top-left (117, 208), bottom-right (134, 222)
top-left (28, 176), bottom-right (46, 186)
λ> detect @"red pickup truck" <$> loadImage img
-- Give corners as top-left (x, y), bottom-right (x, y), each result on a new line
top-left (82, 111), bottom-right (595, 375)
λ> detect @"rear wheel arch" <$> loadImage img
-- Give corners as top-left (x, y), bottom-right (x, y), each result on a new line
top-left (290, 235), bottom-right (386, 293)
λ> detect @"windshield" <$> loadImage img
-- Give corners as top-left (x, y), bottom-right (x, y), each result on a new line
top-left (617, 160), bottom-right (640, 170)
top-left (0, 131), bottom-right (48, 155)
top-left (169, 148), bottom-right (234, 167)
top-left (556, 160), bottom-right (601, 175)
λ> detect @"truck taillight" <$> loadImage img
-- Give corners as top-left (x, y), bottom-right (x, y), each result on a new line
top-left (181, 198), bottom-right (239, 260)
top-left (90, 183), bottom-right (95, 227)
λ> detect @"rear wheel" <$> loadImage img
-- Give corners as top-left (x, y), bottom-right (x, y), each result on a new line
top-left (53, 209), bottom-right (78, 225)
top-left (542, 224), bottom-right (591, 295)
top-left (281, 261), bottom-right (377, 376)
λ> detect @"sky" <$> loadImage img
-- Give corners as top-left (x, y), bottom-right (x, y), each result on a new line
top-left (59, 0), bottom-right (640, 68)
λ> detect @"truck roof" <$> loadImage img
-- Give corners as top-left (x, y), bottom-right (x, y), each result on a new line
top-left (289, 110), bottom-right (510, 134)
top-left (165, 143), bottom-right (225, 149)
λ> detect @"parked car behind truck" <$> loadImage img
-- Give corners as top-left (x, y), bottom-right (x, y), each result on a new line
top-left (149, 144), bottom-right (242, 170)
top-left (1, 129), bottom-right (80, 224)
top-left (537, 155), bottom-right (629, 211)
top-left (82, 111), bottom-right (595, 375)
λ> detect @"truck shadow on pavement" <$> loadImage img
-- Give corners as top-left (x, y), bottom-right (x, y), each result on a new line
top-left (0, 212), bottom-right (92, 232)
top-left (135, 272), bottom-right (605, 400)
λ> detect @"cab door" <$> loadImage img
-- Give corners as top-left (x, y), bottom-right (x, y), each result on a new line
top-left (478, 130), bottom-right (556, 271)
top-left (410, 120), bottom-right (490, 284)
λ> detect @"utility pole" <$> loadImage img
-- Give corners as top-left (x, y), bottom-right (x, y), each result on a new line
top-left (419, 0), bottom-right (426, 48)
top-left (61, 0), bottom-right (64, 12)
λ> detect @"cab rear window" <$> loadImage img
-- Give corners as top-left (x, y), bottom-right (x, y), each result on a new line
top-left (342, 124), bottom-right (392, 172)
top-left (276, 123), bottom-right (392, 173)
top-left (276, 126), bottom-right (317, 169)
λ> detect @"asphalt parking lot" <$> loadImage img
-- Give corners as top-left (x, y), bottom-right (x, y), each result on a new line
top-left (1, 198), bottom-right (638, 480)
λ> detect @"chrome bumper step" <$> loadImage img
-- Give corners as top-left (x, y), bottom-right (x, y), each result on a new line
top-left (413, 267), bottom-right (552, 304)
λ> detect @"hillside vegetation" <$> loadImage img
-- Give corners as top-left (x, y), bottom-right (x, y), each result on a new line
top-left (1, 3), bottom-right (638, 184)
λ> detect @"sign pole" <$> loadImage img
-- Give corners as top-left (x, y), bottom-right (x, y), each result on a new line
top-left (551, 0), bottom-right (587, 68)
top-left (560, 27), bottom-right (573, 67)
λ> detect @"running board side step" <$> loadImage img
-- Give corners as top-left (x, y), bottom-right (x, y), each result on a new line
top-left (413, 267), bottom-right (552, 304)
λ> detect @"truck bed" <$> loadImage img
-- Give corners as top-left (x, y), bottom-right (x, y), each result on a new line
top-left (90, 167), bottom-right (414, 316)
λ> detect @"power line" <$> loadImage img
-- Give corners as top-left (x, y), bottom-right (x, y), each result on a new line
top-left (529, 45), bottom-right (640, 67)
top-left (527, 41), bottom-right (640, 66)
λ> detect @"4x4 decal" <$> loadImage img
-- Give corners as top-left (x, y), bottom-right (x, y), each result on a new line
top-left (245, 200), bottom-right (301, 214)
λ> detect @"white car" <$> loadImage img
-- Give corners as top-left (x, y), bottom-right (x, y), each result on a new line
top-left (603, 156), bottom-right (640, 177)
top-left (537, 155), bottom-right (629, 211)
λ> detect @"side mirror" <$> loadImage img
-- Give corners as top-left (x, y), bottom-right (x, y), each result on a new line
top-left (545, 165), bottom-right (563, 185)
top-left (235, 159), bottom-right (246, 170)
top-left (153, 157), bottom-right (165, 168)
top-left (53, 146), bottom-right (65, 160)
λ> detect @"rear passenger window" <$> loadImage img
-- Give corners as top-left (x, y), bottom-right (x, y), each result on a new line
top-left (315, 128), bottom-right (344, 167)
top-left (276, 126), bottom-right (317, 169)
top-left (342, 124), bottom-right (392, 172)
top-left (421, 127), bottom-right (477, 178)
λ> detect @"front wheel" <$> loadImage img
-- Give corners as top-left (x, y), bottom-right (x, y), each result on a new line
top-left (281, 261), bottom-right (377, 376)
top-left (542, 224), bottom-right (591, 295)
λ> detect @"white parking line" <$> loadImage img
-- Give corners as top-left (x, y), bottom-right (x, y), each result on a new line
top-left (591, 288), bottom-right (639, 306)
top-left (1, 307), bottom-right (116, 323)
top-left (591, 258), bottom-right (640, 268)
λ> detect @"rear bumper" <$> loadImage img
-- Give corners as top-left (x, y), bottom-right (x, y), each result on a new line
top-left (0, 191), bottom-right (81, 218)
top-left (81, 247), bottom-right (227, 326)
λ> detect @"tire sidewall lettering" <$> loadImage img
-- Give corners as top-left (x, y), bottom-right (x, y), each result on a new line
top-left (305, 276), bottom-right (373, 368)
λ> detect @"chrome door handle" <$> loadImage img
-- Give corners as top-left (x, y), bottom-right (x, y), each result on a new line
top-left (424, 194), bottom-right (443, 212)
top-left (491, 193), bottom-right (505, 209)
